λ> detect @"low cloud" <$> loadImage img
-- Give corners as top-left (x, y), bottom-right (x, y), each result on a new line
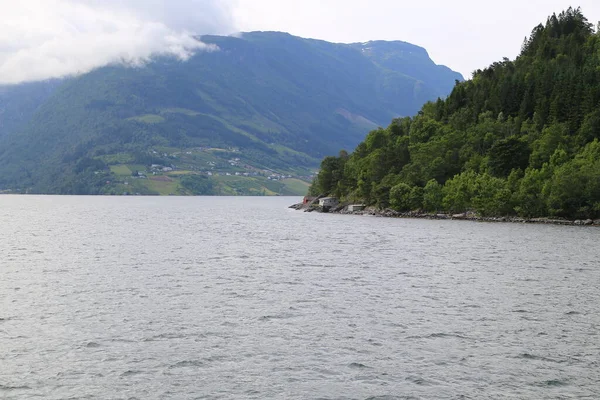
top-left (0, 0), bottom-right (237, 84)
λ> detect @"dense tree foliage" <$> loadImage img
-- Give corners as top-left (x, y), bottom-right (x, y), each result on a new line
top-left (311, 8), bottom-right (600, 219)
top-left (180, 175), bottom-right (215, 195)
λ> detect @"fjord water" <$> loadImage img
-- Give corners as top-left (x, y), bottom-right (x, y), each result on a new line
top-left (1, 196), bottom-right (599, 399)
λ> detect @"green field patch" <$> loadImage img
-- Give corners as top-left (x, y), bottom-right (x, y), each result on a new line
top-left (127, 164), bottom-right (148, 173)
top-left (149, 175), bottom-right (174, 182)
top-left (110, 181), bottom-right (156, 195)
top-left (213, 175), bottom-right (279, 196)
top-left (281, 178), bottom-right (310, 196)
top-left (262, 179), bottom-right (286, 193)
top-left (110, 165), bottom-right (132, 176)
top-left (166, 170), bottom-right (194, 176)
top-left (128, 114), bottom-right (165, 124)
top-left (141, 178), bottom-right (179, 195)
top-left (259, 187), bottom-right (278, 196)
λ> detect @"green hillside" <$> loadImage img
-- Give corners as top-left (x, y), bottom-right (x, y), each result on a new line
top-left (0, 80), bottom-right (61, 140)
top-left (311, 8), bottom-right (600, 220)
top-left (0, 32), bottom-right (461, 195)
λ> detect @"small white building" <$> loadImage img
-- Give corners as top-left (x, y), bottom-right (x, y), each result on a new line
top-left (319, 197), bottom-right (339, 208)
top-left (348, 204), bottom-right (366, 212)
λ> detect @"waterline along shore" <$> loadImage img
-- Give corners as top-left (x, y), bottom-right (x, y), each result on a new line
top-left (290, 201), bottom-right (600, 227)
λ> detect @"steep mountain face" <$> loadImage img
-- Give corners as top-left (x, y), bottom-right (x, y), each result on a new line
top-left (349, 40), bottom-right (461, 98)
top-left (0, 31), bottom-right (462, 194)
top-left (311, 8), bottom-right (600, 219)
top-left (0, 80), bottom-right (61, 139)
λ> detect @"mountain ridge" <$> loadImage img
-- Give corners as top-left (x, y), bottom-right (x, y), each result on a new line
top-left (0, 31), bottom-right (462, 195)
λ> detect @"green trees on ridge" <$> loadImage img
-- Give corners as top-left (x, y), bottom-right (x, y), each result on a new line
top-left (310, 8), bottom-right (600, 219)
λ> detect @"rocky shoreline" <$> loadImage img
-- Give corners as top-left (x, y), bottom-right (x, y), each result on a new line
top-left (289, 202), bottom-right (600, 227)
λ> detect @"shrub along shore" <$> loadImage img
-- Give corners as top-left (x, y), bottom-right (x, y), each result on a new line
top-left (290, 201), bottom-right (600, 227)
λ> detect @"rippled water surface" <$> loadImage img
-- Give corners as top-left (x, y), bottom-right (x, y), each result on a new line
top-left (1, 195), bottom-right (600, 399)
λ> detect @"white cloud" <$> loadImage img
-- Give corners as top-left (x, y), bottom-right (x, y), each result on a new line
top-left (0, 0), bottom-right (237, 84)
top-left (3, 1), bottom-right (599, 84)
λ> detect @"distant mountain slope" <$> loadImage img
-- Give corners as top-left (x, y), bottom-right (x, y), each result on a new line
top-left (0, 80), bottom-right (61, 139)
top-left (0, 31), bottom-right (462, 194)
top-left (349, 40), bottom-right (461, 97)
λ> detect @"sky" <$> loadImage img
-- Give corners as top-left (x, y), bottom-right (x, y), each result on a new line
top-left (234, 0), bottom-right (600, 78)
top-left (1, 0), bottom-right (599, 84)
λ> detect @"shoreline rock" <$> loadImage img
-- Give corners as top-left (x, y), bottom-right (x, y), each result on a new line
top-left (288, 203), bottom-right (600, 227)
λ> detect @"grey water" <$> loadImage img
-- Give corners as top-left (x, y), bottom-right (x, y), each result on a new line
top-left (1, 195), bottom-right (599, 400)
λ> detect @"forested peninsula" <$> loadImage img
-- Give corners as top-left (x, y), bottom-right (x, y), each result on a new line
top-left (309, 8), bottom-right (600, 220)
